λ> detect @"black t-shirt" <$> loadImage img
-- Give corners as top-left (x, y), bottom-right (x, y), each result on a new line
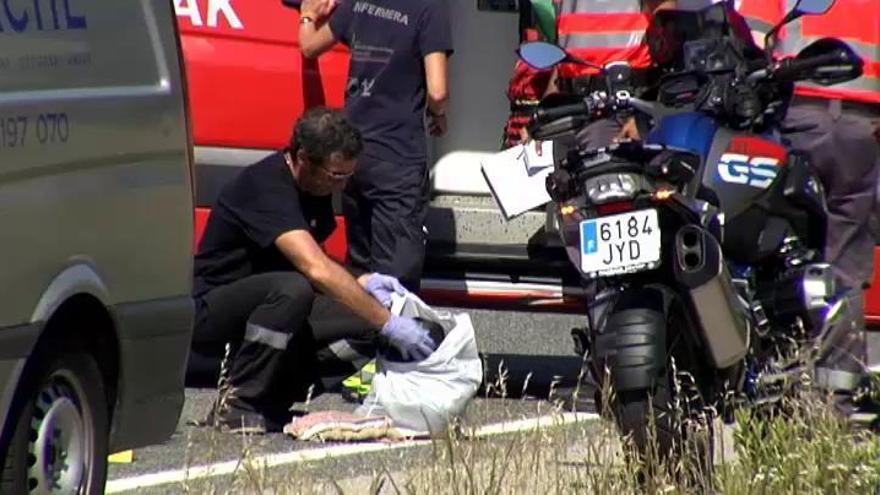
top-left (193, 152), bottom-right (336, 298)
top-left (329, 0), bottom-right (453, 162)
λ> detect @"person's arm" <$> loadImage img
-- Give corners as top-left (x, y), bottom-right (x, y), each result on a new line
top-left (425, 53), bottom-right (448, 117)
top-left (418, 0), bottom-right (453, 136)
top-left (275, 230), bottom-right (390, 329)
top-left (299, 0), bottom-right (341, 58)
top-left (424, 52), bottom-right (449, 136)
top-left (519, 67), bottom-right (559, 155)
top-left (544, 67), bottom-right (560, 97)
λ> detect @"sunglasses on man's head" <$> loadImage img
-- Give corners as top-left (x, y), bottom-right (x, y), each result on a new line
top-left (287, 149), bottom-right (354, 180)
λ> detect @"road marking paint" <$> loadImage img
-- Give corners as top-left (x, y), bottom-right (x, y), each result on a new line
top-left (105, 411), bottom-right (599, 493)
top-left (471, 412), bottom-right (596, 436)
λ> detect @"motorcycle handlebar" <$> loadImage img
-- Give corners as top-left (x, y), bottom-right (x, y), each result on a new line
top-left (532, 101), bottom-right (593, 123)
top-left (774, 52), bottom-right (844, 79)
top-left (530, 92), bottom-right (650, 135)
top-left (750, 52), bottom-right (849, 82)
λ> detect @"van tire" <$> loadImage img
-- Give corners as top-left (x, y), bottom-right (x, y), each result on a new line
top-left (1, 351), bottom-right (109, 495)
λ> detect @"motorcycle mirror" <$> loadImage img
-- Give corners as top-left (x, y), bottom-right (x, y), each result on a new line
top-left (764, 0), bottom-right (835, 57)
top-left (793, 0), bottom-right (835, 15)
top-left (517, 41), bottom-right (602, 71)
top-left (796, 37), bottom-right (863, 86)
top-left (518, 41), bottom-right (568, 70)
top-left (646, 149), bottom-right (699, 185)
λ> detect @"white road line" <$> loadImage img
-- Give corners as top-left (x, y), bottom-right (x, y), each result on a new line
top-left (105, 412), bottom-right (599, 493)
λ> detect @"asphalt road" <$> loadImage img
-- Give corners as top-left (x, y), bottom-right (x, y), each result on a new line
top-left (106, 307), bottom-right (597, 493)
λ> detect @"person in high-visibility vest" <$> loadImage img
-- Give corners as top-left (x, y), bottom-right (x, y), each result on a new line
top-left (540, 0), bottom-right (677, 151)
top-left (502, 0), bottom-right (557, 149)
top-left (738, 0), bottom-right (880, 401)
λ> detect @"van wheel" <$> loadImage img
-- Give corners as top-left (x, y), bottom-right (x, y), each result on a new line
top-left (1, 352), bottom-right (109, 495)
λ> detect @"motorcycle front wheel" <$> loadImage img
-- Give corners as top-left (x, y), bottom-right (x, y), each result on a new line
top-left (594, 303), bottom-right (716, 487)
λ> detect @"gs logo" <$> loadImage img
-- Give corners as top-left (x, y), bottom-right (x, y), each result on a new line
top-left (717, 153), bottom-right (779, 189)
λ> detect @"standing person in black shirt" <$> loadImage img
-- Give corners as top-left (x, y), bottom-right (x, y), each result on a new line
top-left (298, 0), bottom-right (452, 291)
top-left (193, 108), bottom-right (437, 433)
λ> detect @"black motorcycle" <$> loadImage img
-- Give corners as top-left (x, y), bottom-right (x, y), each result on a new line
top-left (518, 0), bottom-right (863, 466)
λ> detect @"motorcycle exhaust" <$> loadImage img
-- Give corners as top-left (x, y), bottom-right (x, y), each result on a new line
top-left (758, 262), bottom-right (836, 322)
top-left (674, 225), bottom-right (749, 369)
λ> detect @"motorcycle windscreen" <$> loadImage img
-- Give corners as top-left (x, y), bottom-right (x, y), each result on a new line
top-left (646, 112), bottom-right (719, 161)
top-left (646, 2), bottom-right (761, 71)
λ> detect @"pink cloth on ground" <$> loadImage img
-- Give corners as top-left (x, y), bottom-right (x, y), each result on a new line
top-left (283, 411), bottom-right (402, 442)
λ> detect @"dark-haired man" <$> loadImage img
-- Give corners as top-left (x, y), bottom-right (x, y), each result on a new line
top-left (192, 107), bottom-right (437, 433)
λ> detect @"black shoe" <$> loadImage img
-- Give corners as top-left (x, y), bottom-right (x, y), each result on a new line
top-left (193, 399), bottom-right (268, 435)
top-left (216, 404), bottom-right (268, 435)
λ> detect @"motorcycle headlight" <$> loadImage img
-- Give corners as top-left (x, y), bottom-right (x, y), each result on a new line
top-left (584, 173), bottom-right (640, 205)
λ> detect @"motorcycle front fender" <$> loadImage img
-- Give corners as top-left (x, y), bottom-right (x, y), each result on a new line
top-left (592, 287), bottom-right (668, 392)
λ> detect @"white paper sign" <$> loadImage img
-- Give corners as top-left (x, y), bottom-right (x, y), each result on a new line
top-left (523, 140), bottom-right (554, 172)
top-left (481, 143), bottom-right (554, 221)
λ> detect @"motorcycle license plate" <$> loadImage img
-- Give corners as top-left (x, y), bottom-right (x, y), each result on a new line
top-left (580, 209), bottom-right (661, 277)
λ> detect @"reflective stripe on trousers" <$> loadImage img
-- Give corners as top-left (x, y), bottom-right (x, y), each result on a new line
top-left (244, 322), bottom-right (292, 351)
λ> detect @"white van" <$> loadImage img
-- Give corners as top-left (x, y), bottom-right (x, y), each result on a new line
top-left (0, 1), bottom-right (194, 493)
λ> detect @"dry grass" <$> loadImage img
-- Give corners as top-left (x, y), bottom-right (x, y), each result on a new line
top-left (174, 364), bottom-right (880, 495)
top-left (716, 396), bottom-right (880, 495)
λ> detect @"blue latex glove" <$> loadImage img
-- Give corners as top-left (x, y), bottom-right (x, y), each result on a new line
top-left (380, 315), bottom-right (437, 361)
top-left (364, 273), bottom-right (407, 307)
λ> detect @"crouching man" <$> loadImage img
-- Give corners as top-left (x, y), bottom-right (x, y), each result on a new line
top-left (191, 107), bottom-right (437, 433)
